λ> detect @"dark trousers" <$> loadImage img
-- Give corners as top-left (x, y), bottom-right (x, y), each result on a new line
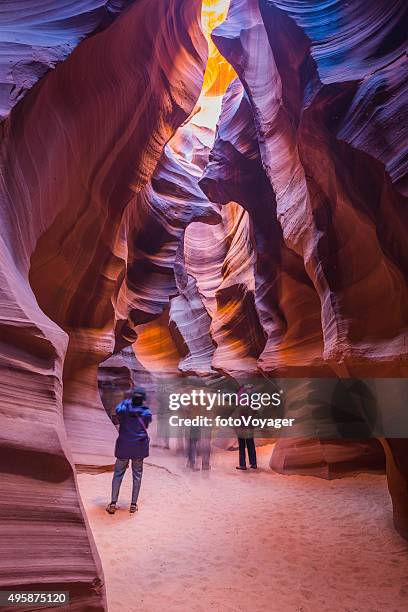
top-left (238, 437), bottom-right (257, 468)
top-left (111, 458), bottom-right (143, 504)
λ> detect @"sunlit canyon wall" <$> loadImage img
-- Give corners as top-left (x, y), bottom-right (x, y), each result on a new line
top-left (0, 0), bottom-right (208, 607)
top-left (108, 0), bottom-right (407, 534)
top-left (203, 0), bottom-right (408, 537)
top-left (103, 0), bottom-right (407, 536)
top-left (0, 0), bottom-right (407, 604)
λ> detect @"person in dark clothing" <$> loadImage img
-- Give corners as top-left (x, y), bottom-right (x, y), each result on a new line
top-left (234, 386), bottom-right (257, 471)
top-left (106, 387), bottom-right (152, 515)
top-left (237, 437), bottom-right (257, 470)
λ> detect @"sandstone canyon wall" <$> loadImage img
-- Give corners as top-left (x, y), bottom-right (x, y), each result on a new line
top-left (202, 0), bottom-right (407, 535)
top-left (209, 0), bottom-right (407, 376)
top-left (99, 0), bottom-right (407, 536)
top-left (0, 1), bottom-right (136, 120)
top-left (0, 1), bottom-right (407, 606)
top-left (106, 0), bottom-right (407, 535)
top-left (0, 0), bottom-right (207, 607)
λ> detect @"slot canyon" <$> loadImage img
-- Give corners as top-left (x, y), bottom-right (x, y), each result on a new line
top-left (0, 1), bottom-right (407, 610)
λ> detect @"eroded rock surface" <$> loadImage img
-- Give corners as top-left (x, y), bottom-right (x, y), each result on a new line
top-left (0, 1), bottom-right (135, 119)
top-left (0, 0), bottom-right (207, 605)
top-left (202, 0), bottom-right (407, 536)
top-left (1, 7), bottom-right (407, 607)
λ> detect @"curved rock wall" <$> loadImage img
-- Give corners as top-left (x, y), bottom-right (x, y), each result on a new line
top-left (201, 78), bottom-right (325, 374)
top-left (212, 0), bottom-right (407, 376)
top-left (0, 0), bottom-right (207, 604)
top-left (0, 0), bottom-right (135, 120)
top-left (198, 0), bottom-right (407, 535)
top-left (1, 6), bottom-right (407, 604)
top-left (91, 0), bottom-right (407, 538)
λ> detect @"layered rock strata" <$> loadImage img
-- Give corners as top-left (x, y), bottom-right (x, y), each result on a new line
top-left (0, 0), bottom-right (207, 605)
top-left (0, 0), bottom-right (135, 119)
top-left (204, 0), bottom-right (407, 535)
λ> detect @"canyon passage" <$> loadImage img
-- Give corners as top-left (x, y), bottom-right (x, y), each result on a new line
top-left (0, 1), bottom-right (407, 611)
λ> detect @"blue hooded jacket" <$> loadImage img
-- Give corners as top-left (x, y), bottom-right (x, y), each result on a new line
top-left (114, 400), bottom-right (152, 460)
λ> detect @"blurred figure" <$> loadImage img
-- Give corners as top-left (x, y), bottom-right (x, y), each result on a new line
top-left (200, 428), bottom-right (212, 470)
top-left (185, 393), bottom-right (212, 470)
top-left (186, 425), bottom-right (212, 471)
top-left (186, 423), bottom-right (200, 470)
top-left (106, 387), bottom-right (152, 514)
top-left (155, 385), bottom-right (170, 449)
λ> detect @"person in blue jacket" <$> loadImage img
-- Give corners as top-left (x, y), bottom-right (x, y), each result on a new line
top-left (106, 387), bottom-right (152, 515)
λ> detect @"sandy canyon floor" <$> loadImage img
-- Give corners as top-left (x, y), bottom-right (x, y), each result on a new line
top-left (78, 445), bottom-right (408, 612)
